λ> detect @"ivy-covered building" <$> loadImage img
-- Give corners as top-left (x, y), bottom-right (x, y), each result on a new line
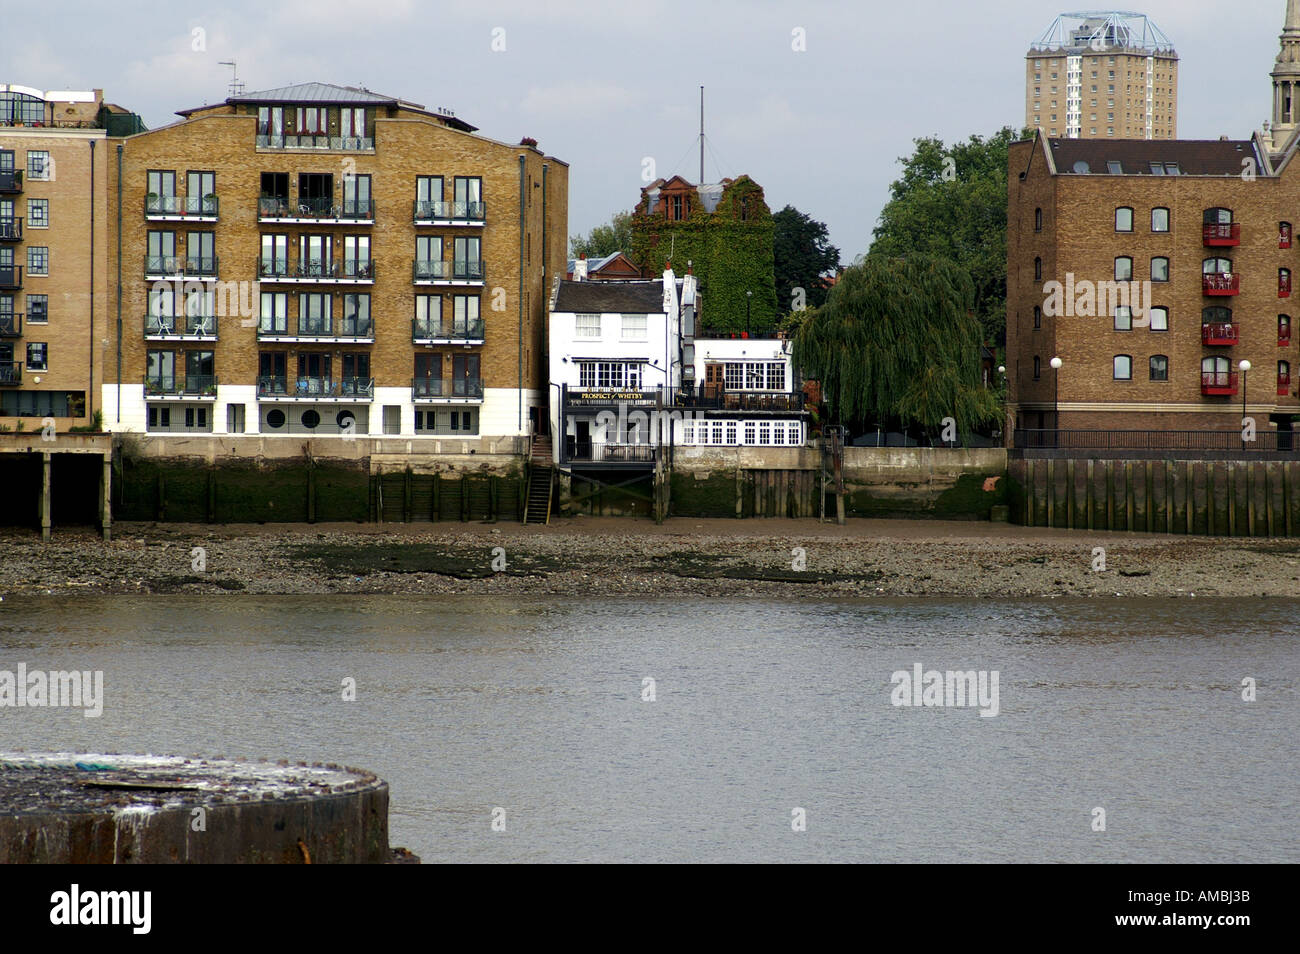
top-left (630, 175), bottom-right (777, 333)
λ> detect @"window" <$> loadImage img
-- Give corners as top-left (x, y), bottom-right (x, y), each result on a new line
top-left (340, 107), bottom-right (367, 142)
top-left (621, 314), bottom-right (647, 341)
top-left (1149, 355), bottom-right (1168, 381)
top-left (1115, 207), bottom-right (1133, 231)
top-left (1280, 315), bottom-right (1292, 346)
top-left (1279, 361), bottom-right (1292, 395)
top-left (27, 151), bottom-right (49, 180)
top-left (27, 247), bottom-right (48, 275)
top-left (1114, 257), bottom-right (1132, 281)
top-left (1203, 257), bottom-right (1233, 275)
top-left (1151, 257), bottom-right (1168, 282)
top-left (577, 361), bottom-right (641, 390)
top-left (26, 342), bottom-right (47, 371)
top-left (670, 195), bottom-right (683, 220)
top-left (1282, 268), bottom-right (1292, 298)
top-left (453, 295), bottom-right (480, 334)
top-left (1034, 257), bottom-right (1042, 281)
top-left (342, 294), bottom-right (370, 336)
top-left (1282, 222), bottom-right (1293, 249)
top-left (453, 177), bottom-right (483, 218)
top-left (1151, 207), bottom-right (1169, 232)
top-left (27, 294), bottom-right (47, 323)
top-left (1033, 305), bottom-right (1041, 329)
top-left (259, 292), bottom-right (287, 334)
top-left (1033, 356), bottom-right (1041, 380)
top-left (575, 314), bottom-right (601, 338)
top-left (1034, 208), bottom-right (1043, 232)
top-left (1149, 307), bottom-right (1168, 332)
top-left (27, 198), bottom-right (48, 228)
top-left (1113, 306), bottom-right (1132, 331)
top-left (1113, 355), bottom-right (1132, 380)
top-left (1107, 160), bottom-right (1122, 174)
top-left (1204, 207), bottom-right (1233, 225)
top-left (296, 107), bottom-right (326, 135)
top-left (298, 293), bottom-right (332, 334)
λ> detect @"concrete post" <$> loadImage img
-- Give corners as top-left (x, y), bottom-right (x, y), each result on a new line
top-left (101, 453), bottom-right (112, 542)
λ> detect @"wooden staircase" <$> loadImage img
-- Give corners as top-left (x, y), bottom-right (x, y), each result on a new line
top-left (523, 463), bottom-right (554, 525)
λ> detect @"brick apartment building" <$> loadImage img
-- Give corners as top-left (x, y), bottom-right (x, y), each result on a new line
top-left (1, 85), bottom-right (143, 429)
top-left (1007, 132), bottom-right (1300, 439)
top-left (103, 82), bottom-right (567, 441)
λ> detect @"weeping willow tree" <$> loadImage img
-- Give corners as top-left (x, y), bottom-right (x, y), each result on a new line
top-left (793, 254), bottom-right (999, 436)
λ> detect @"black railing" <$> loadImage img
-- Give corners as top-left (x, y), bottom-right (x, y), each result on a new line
top-left (564, 440), bottom-right (658, 464)
top-left (1015, 428), bottom-right (1298, 454)
top-left (413, 199), bottom-right (486, 222)
top-left (0, 265), bottom-right (22, 288)
top-left (0, 170), bottom-right (22, 192)
top-left (563, 383), bottom-right (805, 411)
top-left (0, 312), bottom-right (20, 337)
top-left (411, 260), bottom-right (485, 282)
top-left (412, 377), bottom-right (484, 399)
top-left (260, 258), bottom-right (374, 280)
top-left (144, 195), bottom-right (219, 217)
top-left (412, 317), bottom-right (485, 341)
top-left (0, 360), bottom-right (20, 385)
top-left (144, 255), bottom-right (218, 277)
top-left (143, 374), bottom-right (218, 397)
top-left (258, 196), bottom-right (375, 219)
top-left (144, 313), bottom-right (218, 337)
top-left (0, 216), bottom-right (22, 241)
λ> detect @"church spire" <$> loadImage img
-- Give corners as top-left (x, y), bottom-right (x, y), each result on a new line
top-left (1271, 1), bottom-right (1300, 152)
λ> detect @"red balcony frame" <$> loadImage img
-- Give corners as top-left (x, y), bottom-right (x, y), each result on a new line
top-left (1281, 223), bottom-right (1293, 249)
top-left (1278, 373), bottom-right (1291, 396)
top-left (1201, 371), bottom-right (1239, 396)
top-left (1282, 271), bottom-right (1293, 298)
top-left (1281, 326), bottom-right (1292, 347)
top-left (1203, 223), bottom-right (1240, 246)
top-left (1202, 322), bottom-right (1239, 346)
top-left (1203, 273), bottom-right (1239, 296)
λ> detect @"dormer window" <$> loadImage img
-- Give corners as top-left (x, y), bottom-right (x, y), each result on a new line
top-left (670, 195), bottom-right (683, 220)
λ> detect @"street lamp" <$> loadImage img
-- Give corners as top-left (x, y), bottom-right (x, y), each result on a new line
top-left (745, 290), bottom-right (752, 335)
top-left (1239, 358), bottom-right (1251, 450)
top-left (1050, 357), bottom-right (1063, 443)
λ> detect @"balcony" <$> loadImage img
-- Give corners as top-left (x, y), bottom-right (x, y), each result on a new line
top-left (144, 195), bottom-right (219, 222)
top-left (0, 265), bottom-right (22, 289)
top-left (257, 196), bottom-right (375, 224)
top-left (257, 317), bottom-right (374, 343)
top-left (144, 313), bottom-right (218, 340)
top-left (412, 259), bottom-right (485, 286)
top-left (144, 255), bottom-right (219, 280)
top-left (1201, 322), bottom-right (1239, 346)
top-left (0, 170), bottom-right (21, 193)
top-left (143, 374), bottom-right (218, 400)
top-left (1203, 223), bottom-right (1240, 246)
top-left (1203, 273), bottom-right (1239, 296)
top-left (1284, 273), bottom-right (1293, 298)
top-left (412, 317), bottom-right (485, 344)
top-left (1279, 374), bottom-right (1292, 397)
top-left (256, 134), bottom-right (373, 152)
top-left (0, 361), bottom-right (20, 386)
top-left (0, 313), bottom-right (22, 337)
top-left (256, 376), bottom-right (374, 401)
top-left (258, 258), bottom-right (375, 284)
top-left (0, 216), bottom-right (21, 241)
top-left (412, 377), bottom-right (484, 402)
top-left (1201, 371), bottom-right (1239, 396)
top-left (564, 441), bottom-right (658, 465)
top-left (413, 200), bottom-right (486, 226)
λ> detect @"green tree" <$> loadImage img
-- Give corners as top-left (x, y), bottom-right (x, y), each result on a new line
top-left (870, 127), bottom-right (1030, 345)
top-left (793, 254), bottom-right (1000, 436)
top-left (773, 205), bottom-right (840, 313)
top-left (570, 210), bottom-right (634, 259)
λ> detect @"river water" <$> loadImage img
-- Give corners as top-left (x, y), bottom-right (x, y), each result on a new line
top-left (0, 595), bottom-right (1295, 863)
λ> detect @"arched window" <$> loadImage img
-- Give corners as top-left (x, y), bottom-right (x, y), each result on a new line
top-left (1149, 355), bottom-right (1169, 381)
top-left (1279, 360), bottom-right (1292, 396)
top-left (1281, 268), bottom-right (1292, 298)
top-left (1115, 256), bottom-right (1132, 281)
top-left (1114, 306), bottom-right (1132, 331)
top-left (1034, 256), bottom-right (1042, 281)
top-left (1203, 207), bottom-right (1234, 225)
top-left (1281, 222), bottom-right (1293, 249)
top-left (1151, 208), bottom-right (1170, 232)
top-left (1149, 307), bottom-right (1169, 331)
top-left (1033, 356), bottom-right (1041, 380)
top-left (1151, 257), bottom-right (1169, 282)
top-left (1202, 257), bottom-right (1233, 274)
top-left (1113, 355), bottom-right (1132, 380)
top-left (1280, 315), bottom-right (1292, 346)
top-left (1115, 207), bottom-right (1133, 232)
top-left (1203, 208), bottom-right (1237, 245)
top-left (1202, 355), bottom-right (1232, 389)
top-left (1034, 208), bottom-right (1043, 232)
top-left (1033, 305), bottom-right (1041, 329)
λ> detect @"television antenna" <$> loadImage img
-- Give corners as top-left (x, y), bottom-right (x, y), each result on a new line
top-left (218, 61), bottom-right (245, 97)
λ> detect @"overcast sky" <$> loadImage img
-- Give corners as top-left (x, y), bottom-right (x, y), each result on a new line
top-left (4, 1), bottom-right (1290, 259)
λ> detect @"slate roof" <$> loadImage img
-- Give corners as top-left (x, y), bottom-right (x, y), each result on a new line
top-left (1048, 138), bottom-right (1260, 176)
top-left (553, 281), bottom-right (666, 314)
top-left (227, 83), bottom-right (400, 106)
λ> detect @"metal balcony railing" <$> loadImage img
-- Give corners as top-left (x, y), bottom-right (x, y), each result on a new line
top-left (257, 196), bottom-right (375, 219)
top-left (143, 374), bottom-right (218, 397)
top-left (1201, 371), bottom-right (1239, 395)
top-left (1202, 223), bottom-right (1240, 246)
top-left (144, 255), bottom-right (218, 277)
top-left (0, 360), bottom-right (21, 385)
top-left (0, 312), bottom-right (20, 337)
top-left (257, 375), bottom-right (374, 398)
top-left (144, 313), bottom-right (218, 337)
top-left (0, 170), bottom-right (22, 192)
top-left (412, 259), bottom-right (486, 282)
top-left (256, 134), bottom-right (373, 151)
top-left (0, 265), bottom-right (22, 289)
top-left (0, 216), bottom-right (22, 241)
top-left (1202, 273), bottom-right (1239, 295)
top-left (411, 317), bottom-right (485, 341)
top-left (1201, 322), bottom-right (1239, 345)
top-left (144, 195), bottom-right (219, 217)
top-left (413, 199), bottom-right (486, 222)
top-left (412, 377), bottom-right (484, 399)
